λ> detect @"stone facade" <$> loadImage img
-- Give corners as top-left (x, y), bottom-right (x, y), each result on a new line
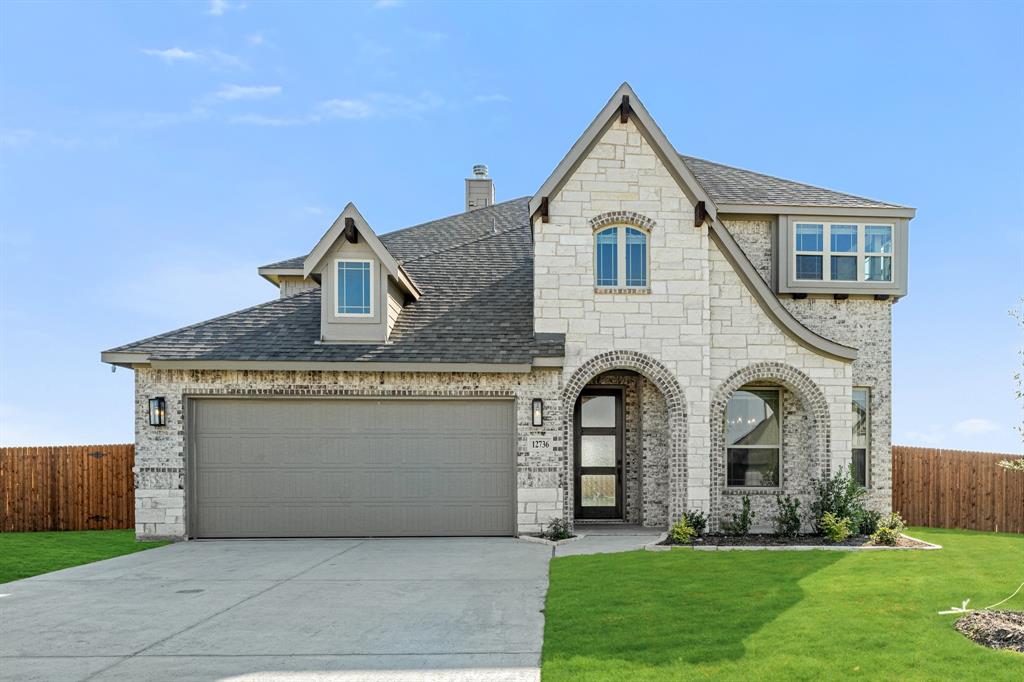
top-left (131, 116), bottom-right (897, 540)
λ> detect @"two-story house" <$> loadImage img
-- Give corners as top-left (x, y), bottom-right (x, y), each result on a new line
top-left (102, 84), bottom-right (913, 540)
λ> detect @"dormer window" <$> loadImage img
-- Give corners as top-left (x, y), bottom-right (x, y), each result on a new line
top-left (336, 259), bottom-right (373, 316)
top-left (594, 226), bottom-right (649, 290)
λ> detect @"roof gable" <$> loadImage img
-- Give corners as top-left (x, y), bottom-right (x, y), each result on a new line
top-left (303, 203), bottom-right (421, 299)
top-left (530, 82), bottom-right (718, 221)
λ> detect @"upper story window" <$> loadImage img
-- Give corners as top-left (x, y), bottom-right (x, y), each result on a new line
top-left (594, 226), bottom-right (649, 289)
top-left (726, 388), bottom-right (781, 488)
top-left (794, 222), bottom-right (894, 283)
top-left (336, 259), bottom-right (373, 316)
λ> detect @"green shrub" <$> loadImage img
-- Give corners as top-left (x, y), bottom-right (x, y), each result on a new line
top-left (541, 518), bottom-right (573, 541)
top-left (682, 509), bottom-right (707, 536)
top-left (668, 518), bottom-right (696, 544)
top-left (772, 494), bottom-right (802, 537)
top-left (721, 496), bottom-right (755, 537)
top-left (809, 464), bottom-right (868, 534)
top-left (870, 512), bottom-right (905, 546)
top-left (820, 512), bottom-right (852, 543)
top-left (858, 509), bottom-right (883, 536)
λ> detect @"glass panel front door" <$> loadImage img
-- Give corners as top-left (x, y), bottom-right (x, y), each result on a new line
top-left (574, 387), bottom-right (623, 519)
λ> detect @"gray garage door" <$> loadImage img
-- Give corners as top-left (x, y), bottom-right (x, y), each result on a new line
top-left (190, 398), bottom-right (515, 538)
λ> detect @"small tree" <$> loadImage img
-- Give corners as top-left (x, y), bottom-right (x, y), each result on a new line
top-left (1000, 298), bottom-right (1023, 472)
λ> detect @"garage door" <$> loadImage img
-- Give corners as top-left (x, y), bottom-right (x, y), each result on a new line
top-left (190, 398), bottom-right (515, 538)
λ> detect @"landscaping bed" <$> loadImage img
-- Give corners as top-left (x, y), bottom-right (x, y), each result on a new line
top-left (661, 533), bottom-right (933, 549)
top-left (955, 611), bottom-right (1024, 653)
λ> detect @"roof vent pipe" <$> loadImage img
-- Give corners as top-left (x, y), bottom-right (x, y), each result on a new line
top-left (465, 163), bottom-right (494, 212)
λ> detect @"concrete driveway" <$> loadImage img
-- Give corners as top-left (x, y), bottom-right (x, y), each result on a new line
top-left (0, 538), bottom-right (552, 682)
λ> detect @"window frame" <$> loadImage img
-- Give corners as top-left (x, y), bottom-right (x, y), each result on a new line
top-left (776, 215), bottom-right (908, 297)
top-left (792, 222), bottom-right (893, 284)
top-left (593, 224), bottom-right (650, 291)
top-left (334, 258), bottom-right (375, 318)
top-left (852, 386), bottom-right (871, 488)
top-left (725, 387), bottom-right (783, 490)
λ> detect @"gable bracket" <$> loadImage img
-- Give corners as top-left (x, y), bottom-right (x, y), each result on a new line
top-left (694, 201), bottom-right (708, 227)
top-left (619, 95), bottom-right (631, 123)
top-left (540, 196), bottom-right (549, 223)
top-left (343, 217), bottom-right (358, 243)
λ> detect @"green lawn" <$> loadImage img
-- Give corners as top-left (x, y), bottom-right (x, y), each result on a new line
top-left (542, 528), bottom-right (1024, 680)
top-left (0, 530), bottom-right (168, 583)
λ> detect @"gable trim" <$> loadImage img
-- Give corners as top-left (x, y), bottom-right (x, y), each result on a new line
top-left (529, 83), bottom-right (718, 222)
top-left (303, 203), bottom-right (421, 299)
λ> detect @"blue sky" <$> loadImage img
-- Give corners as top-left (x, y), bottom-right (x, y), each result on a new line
top-left (1, 0), bottom-right (1021, 452)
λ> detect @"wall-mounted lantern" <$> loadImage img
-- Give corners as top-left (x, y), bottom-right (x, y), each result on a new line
top-left (149, 397), bottom-right (166, 427)
top-left (532, 398), bottom-right (544, 427)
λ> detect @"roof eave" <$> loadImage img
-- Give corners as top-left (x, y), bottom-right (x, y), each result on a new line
top-left (717, 203), bottom-right (916, 219)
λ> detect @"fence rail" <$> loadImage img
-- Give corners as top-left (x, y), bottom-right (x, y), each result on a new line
top-left (892, 445), bottom-right (1023, 533)
top-left (0, 444), bottom-right (135, 532)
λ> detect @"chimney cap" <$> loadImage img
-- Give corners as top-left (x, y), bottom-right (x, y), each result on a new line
top-left (471, 164), bottom-right (489, 178)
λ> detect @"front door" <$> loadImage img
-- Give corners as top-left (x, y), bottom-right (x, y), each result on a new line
top-left (574, 388), bottom-right (623, 519)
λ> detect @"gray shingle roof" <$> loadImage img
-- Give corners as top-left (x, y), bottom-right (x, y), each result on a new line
top-left (109, 198), bottom-right (563, 365)
top-left (680, 155), bottom-right (905, 209)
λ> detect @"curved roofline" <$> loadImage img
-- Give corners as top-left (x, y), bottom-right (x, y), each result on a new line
top-left (709, 218), bottom-right (857, 362)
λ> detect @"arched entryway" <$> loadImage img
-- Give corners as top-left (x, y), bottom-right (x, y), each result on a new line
top-left (562, 351), bottom-right (687, 527)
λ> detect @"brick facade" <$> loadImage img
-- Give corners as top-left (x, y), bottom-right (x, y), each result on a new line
top-left (131, 116), bottom-right (894, 540)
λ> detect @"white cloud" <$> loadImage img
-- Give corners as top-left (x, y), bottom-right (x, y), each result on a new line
top-left (207, 0), bottom-right (246, 16)
top-left (142, 47), bottom-right (200, 62)
top-left (246, 34), bottom-right (265, 46)
top-left (231, 91), bottom-right (444, 128)
top-left (410, 29), bottom-right (446, 45)
top-left (213, 84), bottom-right (282, 101)
top-left (952, 418), bottom-right (1000, 436)
top-left (229, 113), bottom-right (313, 127)
top-left (317, 98), bottom-right (374, 120)
top-left (207, 49), bottom-right (247, 70)
top-left (474, 93), bottom-right (510, 103)
top-left (141, 47), bottom-right (245, 70)
top-left (373, 0), bottom-right (403, 8)
top-left (0, 128), bottom-right (37, 147)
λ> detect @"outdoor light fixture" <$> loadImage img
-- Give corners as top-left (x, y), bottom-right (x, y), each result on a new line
top-left (149, 397), bottom-right (166, 427)
top-left (532, 398), bottom-right (544, 427)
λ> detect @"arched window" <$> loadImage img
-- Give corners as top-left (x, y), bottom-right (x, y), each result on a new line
top-left (594, 226), bottom-right (648, 288)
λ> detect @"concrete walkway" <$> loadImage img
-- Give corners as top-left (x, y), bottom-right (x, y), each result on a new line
top-left (0, 538), bottom-right (551, 682)
top-left (555, 525), bottom-right (664, 557)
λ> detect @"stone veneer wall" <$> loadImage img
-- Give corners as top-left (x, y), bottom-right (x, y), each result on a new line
top-left (724, 218), bottom-right (893, 514)
top-left (133, 367), bottom-right (565, 539)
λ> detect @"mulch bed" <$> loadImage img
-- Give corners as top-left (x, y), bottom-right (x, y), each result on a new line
top-left (955, 611), bottom-right (1024, 653)
top-left (660, 533), bottom-right (931, 548)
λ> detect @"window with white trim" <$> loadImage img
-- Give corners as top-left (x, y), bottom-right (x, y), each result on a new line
top-left (794, 222), bottom-right (894, 283)
top-left (852, 387), bottom-right (870, 487)
top-left (725, 388), bottom-right (781, 487)
top-left (594, 226), bottom-right (648, 289)
top-left (336, 259), bottom-right (372, 316)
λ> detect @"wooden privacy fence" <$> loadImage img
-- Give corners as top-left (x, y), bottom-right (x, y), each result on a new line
top-left (0, 444), bottom-right (135, 532)
top-left (892, 445), bottom-right (1024, 533)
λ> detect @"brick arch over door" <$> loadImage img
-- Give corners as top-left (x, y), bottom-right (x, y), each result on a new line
top-left (562, 350), bottom-right (687, 524)
top-left (709, 361), bottom-right (832, 525)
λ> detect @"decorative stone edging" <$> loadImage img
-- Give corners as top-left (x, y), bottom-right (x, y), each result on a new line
top-left (649, 533), bottom-right (942, 552)
top-left (518, 533), bottom-right (585, 547)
